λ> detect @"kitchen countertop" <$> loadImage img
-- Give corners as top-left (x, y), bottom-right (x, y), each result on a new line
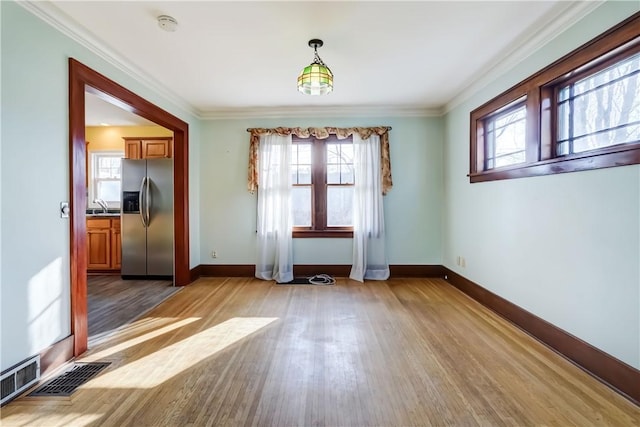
top-left (86, 210), bottom-right (121, 218)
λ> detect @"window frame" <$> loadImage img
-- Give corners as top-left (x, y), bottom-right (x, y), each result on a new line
top-left (88, 150), bottom-right (124, 208)
top-left (470, 12), bottom-right (640, 183)
top-left (292, 135), bottom-right (354, 238)
top-left (482, 97), bottom-right (528, 170)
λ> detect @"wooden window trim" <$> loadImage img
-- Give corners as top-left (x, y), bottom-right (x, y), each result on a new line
top-left (293, 135), bottom-right (354, 238)
top-left (470, 12), bottom-right (640, 183)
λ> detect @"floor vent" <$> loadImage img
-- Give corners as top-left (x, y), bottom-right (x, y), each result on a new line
top-left (1, 355), bottom-right (40, 406)
top-left (28, 362), bottom-right (110, 397)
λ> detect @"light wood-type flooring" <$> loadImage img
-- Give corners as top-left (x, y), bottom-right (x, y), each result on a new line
top-left (3, 277), bottom-right (639, 426)
top-left (87, 275), bottom-right (177, 345)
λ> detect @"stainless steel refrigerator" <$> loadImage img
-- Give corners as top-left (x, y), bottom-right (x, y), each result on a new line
top-left (121, 158), bottom-right (174, 279)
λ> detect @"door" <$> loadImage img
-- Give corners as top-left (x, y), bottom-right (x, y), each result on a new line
top-left (146, 159), bottom-right (174, 276)
top-left (121, 159), bottom-right (147, 276)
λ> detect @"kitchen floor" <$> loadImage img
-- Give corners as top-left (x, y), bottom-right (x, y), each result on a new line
top-left (87, 275), bottom-right (179, 346)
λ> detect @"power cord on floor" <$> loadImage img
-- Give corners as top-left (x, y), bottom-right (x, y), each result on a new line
top-left (308, 274), bottom-right (336, 285)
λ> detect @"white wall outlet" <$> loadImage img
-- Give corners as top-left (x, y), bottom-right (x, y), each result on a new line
top-left (456, 256), bottom-right (461, 266)
top-left (211, 250), bottom-right (218, 259)
top-left (461, 257), bottom-right (466, 268)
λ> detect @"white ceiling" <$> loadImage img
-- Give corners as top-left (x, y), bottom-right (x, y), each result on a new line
top-left (85, 91), bottom-right (157, 126)
top-left (25, 1), bottom-right (602, 118)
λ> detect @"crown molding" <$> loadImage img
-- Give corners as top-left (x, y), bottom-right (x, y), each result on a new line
top-left (199, 105), bottom-right (444, 120)
top-left (18, 0), bottom-right (605, 122)
top-left (443, 0), bottom-right (606, 114)
top-left (18, 1), bottom-right (200, 119)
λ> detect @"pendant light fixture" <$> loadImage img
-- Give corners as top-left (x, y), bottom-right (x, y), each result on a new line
top-left (297, 39), bottom-right (333, 95)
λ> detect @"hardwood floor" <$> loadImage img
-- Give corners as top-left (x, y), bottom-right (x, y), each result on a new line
top-left (87, 275), bottom-right (178, 344)
top-left (3, 278), bottom-right (638, 426)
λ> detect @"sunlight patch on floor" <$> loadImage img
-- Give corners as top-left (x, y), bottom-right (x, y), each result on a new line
top-left (83, 317), bottom-right (202, 362)
top-left (84, 317), bottom-right (279, 389)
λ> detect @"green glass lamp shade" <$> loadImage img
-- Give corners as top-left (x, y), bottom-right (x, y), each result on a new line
top-left (297, 62), bottom-right (333, 95)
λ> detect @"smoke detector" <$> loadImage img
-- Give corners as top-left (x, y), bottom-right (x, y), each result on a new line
top-left (157, 15), bottom-right (178, 32)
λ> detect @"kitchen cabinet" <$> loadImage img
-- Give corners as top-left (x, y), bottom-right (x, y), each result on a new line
top-left (123, 137), bottom-right (172, 159)
top-left (111, 220), bottom-right (121, 270)
top-left (87, 217), bottom-right (121, 271)
top-left (124, 139), bottom-right (142, 160)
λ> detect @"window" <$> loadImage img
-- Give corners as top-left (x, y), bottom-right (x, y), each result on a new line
top-left (89, 151), bottom-right (124, 207)
top-left (470, 13), bottom-right (640, 183)
top-left (484, 100), bottom-right (527, 169)
top-left (292, 135), bottom-right (354, 237)
top-left (556, 51), bottom-right (640, 156)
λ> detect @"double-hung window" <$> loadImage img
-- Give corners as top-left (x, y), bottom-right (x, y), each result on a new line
top-left (88, 151), bottom-right (124, 208)
top-left (470, 13), bottom-right (640, 182)
top-left (292, 135), bottom-right (354, 237)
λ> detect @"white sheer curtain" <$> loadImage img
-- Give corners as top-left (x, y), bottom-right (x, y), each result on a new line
top-left (350, 133), bottom-right (390, 282)
top-left (255, 133), bottom-right (294, 282)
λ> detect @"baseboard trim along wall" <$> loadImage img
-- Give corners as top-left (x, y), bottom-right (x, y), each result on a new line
top-left (194, 264), bottom-right (445, 278)
top-left (39, 335), bottom-right (74, 378)
top-left (443, 268), bottom-right (640, 406)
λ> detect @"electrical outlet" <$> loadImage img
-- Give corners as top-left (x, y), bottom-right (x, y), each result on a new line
top-left (211, 251), bottom-right (218, 259)
top-left (461, 257), bottom-right (466, 268)
top-left (456, 256), bottom-right (461, 266)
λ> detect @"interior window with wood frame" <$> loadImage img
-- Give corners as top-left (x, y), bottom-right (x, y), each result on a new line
top-left (470, 12), bottom-right (640, 183)
top-left (292, 135), bottom-right (354, 237)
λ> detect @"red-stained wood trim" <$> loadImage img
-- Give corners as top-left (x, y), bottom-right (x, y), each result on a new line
top-left (199, 264), bottom-right (255, 277)
top-left (195, 264), bottom-right (445, 279)
top-left (294, 265), bottom-right (352, 277)
top-left (190, 265), bottom-right (202, 282)
top-left (470, 12), bottom-right (640, 182)
top-left (69, 58), bottom-right (191, 358)
top-left (293, 230), bottom-right (354, 238)
top-left (470, 144), bottom-right (640, 183)
top-left (69, 60), bottom-right (88, 357)
top-left (39, 335), bottom-right (74, 378)
top-left (390, 265), bottom-right (445, 278)
top-left (444, 268), bottom-right (640, 405)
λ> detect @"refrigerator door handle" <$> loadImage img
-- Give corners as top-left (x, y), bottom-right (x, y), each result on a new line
top-left (146, 175), bottom-right (151, 225)
top-left (139, 176), bottom-right (147, 228)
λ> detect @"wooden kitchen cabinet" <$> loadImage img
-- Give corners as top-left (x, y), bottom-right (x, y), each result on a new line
top-left (124, 139), bottom-right (142, 159)
top-left (123, 137), bottom-right (172, 159)
top-left (87, 217), bottom-right (121, 271)
top-left (111, 220), bottom-right (121, 270)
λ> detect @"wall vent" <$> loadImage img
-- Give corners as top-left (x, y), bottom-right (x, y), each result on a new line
top-left (0, 355), bottom-right (40, 406)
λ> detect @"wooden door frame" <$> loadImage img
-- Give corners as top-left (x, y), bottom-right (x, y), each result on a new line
top-left (69, 58), bottom-right (191, 356)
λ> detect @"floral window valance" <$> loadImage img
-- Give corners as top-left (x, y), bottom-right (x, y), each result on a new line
top-left (247, 126), bottom-right (393, 194)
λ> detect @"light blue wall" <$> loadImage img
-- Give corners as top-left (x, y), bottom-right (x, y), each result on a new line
top-left (0, 1), bottom-right (201, 371)
top-left (3, 0), bottom-right (635, 379)
top-left (200, 116), bottom-right (443, 266)
top-left (443, 1), bottom-right (640, 369)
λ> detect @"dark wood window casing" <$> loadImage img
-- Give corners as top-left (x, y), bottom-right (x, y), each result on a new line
top-left (470, 12), bottom-right (640, 183)
top-left (293, 135), bottom-right (354, 238)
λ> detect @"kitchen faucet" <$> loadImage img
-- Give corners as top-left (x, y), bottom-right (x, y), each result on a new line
top-left (94, 199), bottom-right (108, 213)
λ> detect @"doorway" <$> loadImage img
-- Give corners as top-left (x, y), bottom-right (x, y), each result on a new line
top-left (69, 58), bottom-right (191, 357)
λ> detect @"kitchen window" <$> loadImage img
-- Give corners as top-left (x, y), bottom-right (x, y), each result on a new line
top-left (470, 13), bottom-right (640, 183)
top-left (292, 135), bottom-right (354, 237)
top-left (89, 151), bottom-right (124, 208)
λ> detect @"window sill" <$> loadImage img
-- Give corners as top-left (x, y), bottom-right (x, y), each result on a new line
top-left (293, 230), bottom-right (354, 238)
top-left (470, 143), bottom-right (640, 183)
